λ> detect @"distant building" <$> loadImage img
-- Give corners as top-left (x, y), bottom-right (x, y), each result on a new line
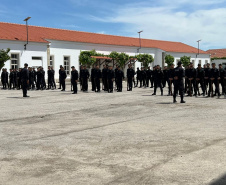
top-left (207, 49), bottom-right (226, 68)
top-left (0, 22), bottom-right (210, 79)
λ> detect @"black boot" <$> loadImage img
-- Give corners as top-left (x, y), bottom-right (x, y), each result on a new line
top-left (180, 96), bottom-right (186, 103)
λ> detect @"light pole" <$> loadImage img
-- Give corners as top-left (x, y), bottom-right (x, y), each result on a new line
top-left (197, 39), bottom-right (201, 55)
top-left (137, 30), bottom-right (143, 53)
top-left (23, 17), bottom-right (31, 50)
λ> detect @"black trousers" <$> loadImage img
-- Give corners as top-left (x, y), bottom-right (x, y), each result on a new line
top-left (22, 81), bottom-right (28, 97)
top-left (9, 79), bottom-right (14, 89)
top-left (154, 81), bottom-right (163, 93)
top-left (196, 80), bottom-right (205, 94)
top-left (187, 80), bottom-right (197, 95)
top-left (103, 78), bottom-right (108, 91)
top-left (61, 80), bottom-right (65, 90)
top-left (117, 79), bottom-right (122, 91)
top-left (91, 77), bottom-right (95, 91)
top-left (82, 78), bottom-right (88, 91)
top-left (173, 81), bottom-right (184, 101)
top-left (128, 77), bottom-right (133, 90)
top-left (95, 78), bottom-right (100, 91)
top-left (72, 82), bottom-right (77, 93)
top-left (208, 79), bottom-right (220, 96)
top-left (108, 79), bottom-right (113, 92)
top-left (219, 79), bottom-right (225, 94)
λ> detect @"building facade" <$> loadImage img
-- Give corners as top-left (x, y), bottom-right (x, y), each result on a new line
top-left (0, 22), bottom-right (211, 79)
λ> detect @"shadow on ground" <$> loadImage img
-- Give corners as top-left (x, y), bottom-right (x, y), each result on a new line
top-left (209, 174), bottom-right (226, 185)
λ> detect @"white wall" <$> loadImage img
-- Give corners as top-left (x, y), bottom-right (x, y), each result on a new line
top-left (0, 40), bottom-right (48, 77)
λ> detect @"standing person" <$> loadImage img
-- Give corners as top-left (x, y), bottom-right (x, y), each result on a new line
top-left (60, 67), bottom-right (67, 91)
top-left (94, 65), bottom-right (102, 92)
top-left (47, 66), bottom-right (53, 90)
top-left (146, 67), bottom-right (152, 87)
top-left (114, 65), bottom-right (119, 90)
top-left (150, 66), bottom-right (154, 88)
top-left (58, 65), bottom-right (63, 89)
top-left (9, 69), bottom-right (14, 89)
top-left (168, 64), bottom-right (175, 96)
top-left (107, 66), bottom-right (115, 93)
top-left (152, 65), bottom-right (163, 96)
top-left (187, 63), bottom-right (197, 96)
top-left (17, 68), bottom-right (22, 90)
top-left (5, 69), bottom-right (9, 89)
top-left (136, 67), bottom-right (141, 87)
top-left (13, 69), bottom-right (18, 89)
top-left (21, 63), bottom-right (29, 97)
top-left (1, 68), bottom-right (7, 89)
top-left (173, 61), bottom-right (185, 103)
top-left (219, 64), bottom-right (226, 96)
top-left (162, 66), bottom-right (168, 88)
top-left (196, 64), bottom-right (205, 96)
top-left (51, 67), bottom-right (56, 89)
top-left (115, 66), bottom-right (124, 92)
top-left (71, 66), bottom-right (78, 94)
top-left (127, 64), bottom-right (135, 91)
top-left (102, 65), bottom-right (108, 91)
top-left (209, 63), bottom-right (220, 98)
top-left (140, 67), bottom-right (146, 87)
top-left (80, 66), bottom-right (90, 92)
top-left (204, 63), bottom-right (211, 95)
top-left (91, 66), bottom-right (96, 91)
top-left (33, 67), bottom-right (37, 87)
top-left (184, 66), bottom-right (189, 94)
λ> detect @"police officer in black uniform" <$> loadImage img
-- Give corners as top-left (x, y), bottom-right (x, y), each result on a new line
top-left (9, 69), bottom-right (14, 89)
top-left (187, 63), bottom-right (197, 96)
top-left (107, 66), bottom-right (114, 93)
top-left (60, 67), bottom-right (67, 91)
top-left (209, 63), bottom-right (220, 98)
top-left (152, 65), bottom-right (163, 96)
top-left (115, 66), bottom-right (124, 92)
top-left (196, 64), bottom-right (205, 96)
top-left (126, 64), bottom-right (135, 91)
top-left (168, 64), bottom-right (175, 96)
top-left (71, 66), bottom-right (78, 94)
top-left (94, 65), bottom-right (102, 92)
top-left (91, 66), bottom-right (96, 91)
top-left (173, 61), bottom-right (185, 103)
top-left (204, 63), bottom-right (211, 95)
top-left (102, 65), bottom-right (108, 91)
top-left (219, 64), bottom-right (226, 96)
top-left (21, 63), bottom-right (29, 97)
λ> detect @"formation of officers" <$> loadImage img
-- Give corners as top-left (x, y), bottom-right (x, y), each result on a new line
top-left (1, 62), bottom-right (226, 103)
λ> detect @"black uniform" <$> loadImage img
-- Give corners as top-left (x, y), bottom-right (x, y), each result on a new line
top-left (162, 69), bottom-right (168, 88)
top-left (94, 68), bottom-right (102, 92)
top-left (209, 68), bottom-right (220, 97)
top-left (17, 70), bottom-right (22, 89)
top-left (127, 67), bottom-right (135, 91)
top-left (219, 68), bottom-right (226, 95)
top-left (21, 67), bottom-right (29, 97)
top-left (136, 69), bottom-right (141, 87)
top-left (153, 69), bottom-right (163, 95)
top-left (71, 70), bottom-right (78, 93)
top-left (91, 67), bottom-right (95, 91)
top-left (115, 68), bottom-right (119, 90)
top-left (173, 66), bottom-right (185, 103)
top-left (29, 70), bottom-right (35, 90)
top-left (47, 69), bottom-right (54, 89)
top-left (196, 68), bottom-right (205, 95)
top-left (80, 68), bottom-right (90, 91)
top-left (116, 69), bottom-right (124, 92)
top-left (9, 71), bottom-right (15, 89)
top-left (140, 69), bottom-right (146, 87)
top-left (204, 67), bottom-right (210, 95)
top-left (102, 67), bottom-right (108, 91)
top-left (107, 69), bottom-right (114, 93)
top-left (146, 69), bottom-right (152, 87)
top-left (1, 70), bottom-right (8, 89)
top-left (187, 67), bottom-right (197, 96)
top-left (60, 70), bottom-right (67, 91)
top-left (168, 68), bottom-right (174, 95)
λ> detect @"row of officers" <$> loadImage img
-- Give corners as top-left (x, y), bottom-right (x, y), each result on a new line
top-left (1, 62), bottom-right (226, 102)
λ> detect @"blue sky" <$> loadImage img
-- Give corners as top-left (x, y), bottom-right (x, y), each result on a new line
top-left (1, 0), bottom-right (226, 50)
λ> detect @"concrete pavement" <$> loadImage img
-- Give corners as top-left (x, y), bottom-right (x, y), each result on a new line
top-left (0, 83), bottom-right (226, 185)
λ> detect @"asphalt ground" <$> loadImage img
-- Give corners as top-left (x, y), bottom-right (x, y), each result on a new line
top-left (0, 82), bottom-right (226, 185)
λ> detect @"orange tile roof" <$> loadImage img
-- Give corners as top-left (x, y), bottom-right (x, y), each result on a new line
top-left (207, 49), bottom-right (226, 58)
top-left (0, 22), bottom-right (208, 54)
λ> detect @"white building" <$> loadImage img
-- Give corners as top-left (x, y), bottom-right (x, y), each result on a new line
top-left (0, 22), bottom-right (211, 79)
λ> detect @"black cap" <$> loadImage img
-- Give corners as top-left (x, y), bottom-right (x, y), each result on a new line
top-left (71, 66), bottom-right (75, 68)
top-left (178, 61), bottom-right (182, 66)
top-left (24, 63), bottom-right (28, 66)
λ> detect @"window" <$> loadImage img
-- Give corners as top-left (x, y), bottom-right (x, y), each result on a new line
top-left (176, 59), bottom-right (180, 63)
top-left (50, 55), bottom-right (54, 69)
top-left (192, 60), bottom-right (195, 64)
top-left (199, 60), bottom-right (202, 64)
top-left (11, 54), bottom-right (19, 69)
top-left (64, 56), bottom-right (70, 75)
top-left (205, 60), bottom-right (208, 64)
top-left (32, 57), bottom-right (42, 60)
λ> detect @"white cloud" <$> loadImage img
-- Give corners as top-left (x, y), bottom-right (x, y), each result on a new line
top-left (90, 0), bottom-right (226, 50)
top-left (97, 31), bottom-right (106, 34)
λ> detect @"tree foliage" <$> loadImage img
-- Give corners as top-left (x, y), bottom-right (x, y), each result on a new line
top-left (79, 49), bottom-right (102, 67)
top-left (136, 54), bottom-right (154, 69)
top-left (0, 48), bottom-right (10, 70)
top-left (165, 54), bottom-right (175, 67)
top-left (180, 56), bottom-right (191, 67)
top-left (109, 51), bottom-right (119, 62)
top-left (117, 53), bottom-right (129, 68)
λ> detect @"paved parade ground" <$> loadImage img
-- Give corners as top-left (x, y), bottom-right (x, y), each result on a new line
top-left (1, 83), bottom-right (226, 185)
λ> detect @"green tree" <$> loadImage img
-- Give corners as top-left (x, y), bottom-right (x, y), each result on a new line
top-left (180, 56), bottom-right (191, 67)
top-left (109, 51), bottom-right (119, 66)
top-left (117, 53), bottom-right (129, 68)
top-left (0, 48), bottom-right (10, 70)
top-left (165, 54), bottom-right (175, 67)
top-left (136, 54), bottom-right (154, 69)
top-left (79, 50), bottom-right (97, 67)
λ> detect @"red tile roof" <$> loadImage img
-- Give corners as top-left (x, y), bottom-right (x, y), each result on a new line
top-left (207, 49), bottom-right (226, 58)
top-left (0, 22), bottom-right (208, 54)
